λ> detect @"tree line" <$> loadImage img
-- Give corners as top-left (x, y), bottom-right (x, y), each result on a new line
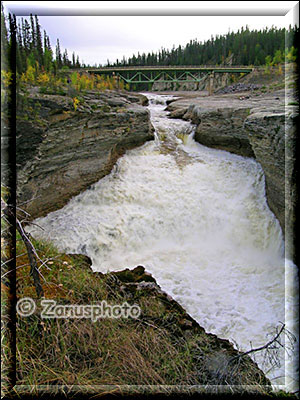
top-left (1, 6), bottom-right (83, 75)
top-left (109, 25), bottom-right (298, 67)
top-left (1, 8), bottom-right (124, 111)
top-left (1, 6), bottom-right (298, 77)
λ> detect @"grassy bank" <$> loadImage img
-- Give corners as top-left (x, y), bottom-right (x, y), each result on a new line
top-left (0, 228), bottom-right (282, 397)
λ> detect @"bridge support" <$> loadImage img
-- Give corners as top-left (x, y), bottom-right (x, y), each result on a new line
top-left (208, 72), bottom-right (214, 95)
top-left (221, 72), bottom-right (229, 87)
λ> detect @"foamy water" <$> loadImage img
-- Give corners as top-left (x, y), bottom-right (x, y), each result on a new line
top-left (28, 93), bottom-right (298, 391)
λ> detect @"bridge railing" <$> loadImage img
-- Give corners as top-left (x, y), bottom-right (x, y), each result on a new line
top-left (87, 65), bottom-right (254, 72)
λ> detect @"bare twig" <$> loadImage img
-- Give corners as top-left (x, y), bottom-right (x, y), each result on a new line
top-left (15, 218), bottom-right (44, 298)
top-left (25, 221), bottom-right (45, 231)
top-left (17, 193), bottom-right (41, 207)
top-left (1, 264), bottom-right (30, 279)
top-left (16, 206), bottom-right (31, 217)
top-left (230, 323), bottom-right (286, 363)
top-left (214, 322), bottom-right (298, 386)
top-left (3, 201), bottom-right (44, 298)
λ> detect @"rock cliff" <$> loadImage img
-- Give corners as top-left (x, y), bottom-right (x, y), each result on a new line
top-left (245, 105), bottom-right (298, 261)
top-left (244, 108), bottom-right (286, 231)
top-left (166, 88), bottom-right (298, 261)
top-left (166, 90), bottom-right (285, 158)
top-left (16, 90), bottom-right (154, 219)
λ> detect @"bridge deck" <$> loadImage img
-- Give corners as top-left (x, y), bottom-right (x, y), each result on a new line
top-left (84, 65), bottom-right (253, 88)
top-left (87, 65), bottom-right (253, 74)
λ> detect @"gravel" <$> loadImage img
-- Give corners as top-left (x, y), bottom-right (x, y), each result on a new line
top-left (215, 83), bottom-right (261, 94)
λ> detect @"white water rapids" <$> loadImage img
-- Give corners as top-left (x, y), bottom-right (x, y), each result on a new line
top-left (28, 93), bottom-right (298, 390)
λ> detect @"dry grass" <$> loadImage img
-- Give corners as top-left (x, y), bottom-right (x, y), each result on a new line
top-left (0, 229), bottom-right (287, 397)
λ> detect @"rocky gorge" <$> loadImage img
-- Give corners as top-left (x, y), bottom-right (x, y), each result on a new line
top-left (166, 85), bottom-right (298, 262)
top-left (17, 72), bottom-right (297, 251)
top-left (12, 72), bottom-right (297, 392)
top-left (16, 89), bottom-right (153, 219)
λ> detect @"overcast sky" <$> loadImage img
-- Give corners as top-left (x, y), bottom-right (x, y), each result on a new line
top-left (3, 1), bottom-right (299, 66)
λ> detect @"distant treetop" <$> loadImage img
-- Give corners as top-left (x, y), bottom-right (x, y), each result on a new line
top-left (108, 25), bottom-right (299, 67)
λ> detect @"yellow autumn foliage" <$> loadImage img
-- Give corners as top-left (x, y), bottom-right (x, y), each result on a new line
top-left (1, 70), bottom-right (13, 87)
top-left (37, 73), bottom-right (50, 85)
top-left (17, 65), bottom-right (122, 94)
top-left (73, 97), bottom-right (80, 111)
top-left (21, 65), bottom-right (35, 83)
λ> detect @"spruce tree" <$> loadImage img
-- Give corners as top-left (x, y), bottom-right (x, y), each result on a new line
top-left (43, 30), bottom-right (53, 72)
top-left (62, 48), bottom-right (70, 67)
top-left (1, 4), bottom-right (8, 69)
top-left (35, 15), bottom-right (43, 68)
top-left (16, 21), bottom-right (25, 73)
top-left (55, 38), bottom-right (62, 68)
top-left (22, 19), bottom-right (31, 57)
top-left (29, 14), bottom-right (35, 52)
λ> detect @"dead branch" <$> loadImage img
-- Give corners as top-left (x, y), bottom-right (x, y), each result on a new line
top-left (231, 324), bottom-right (285, 361)
top-left (2, 201), bottom-right (44, 298)
top-left (16, 218), bottom-right (44, 298)
top-left (218, 323), bottom-right (297, 385)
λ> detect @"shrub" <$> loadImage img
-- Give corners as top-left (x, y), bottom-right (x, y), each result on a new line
top-left (1, 70), bottom-right (13, 87)
top-left (24, 65), bottom-right (35, 83)
top-left (37, 72), bottom-right (50, 85)
top-left (73, 97), bottom-right (80, 111)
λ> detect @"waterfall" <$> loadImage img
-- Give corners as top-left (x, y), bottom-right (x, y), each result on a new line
top-left (28, 93), bottom-right (298, 390)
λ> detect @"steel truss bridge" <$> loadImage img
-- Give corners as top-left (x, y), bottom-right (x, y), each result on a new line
top-left (86, 65), bottom-right (253, 93)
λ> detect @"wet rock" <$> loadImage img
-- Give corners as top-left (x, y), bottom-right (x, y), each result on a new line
top-left (132, 265), bottom-right (145, 275)
top-left (168, 108), bottom-right (187, 119)
top-left (67, 253), bottom-right (93, 267)
top-left (112, 269), bottom-right (138, 283)
top-left (110, 265), bottom-right (156, 283)
top-left (118, 92), bottom-right (149, 106)
top-left (244, 106), bottom-right (298, 248)
top-left (166, 98), bottom-right (177, 105)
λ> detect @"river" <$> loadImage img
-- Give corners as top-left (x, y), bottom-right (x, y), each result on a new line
top-left (28, 93), bottom-right (298, 390)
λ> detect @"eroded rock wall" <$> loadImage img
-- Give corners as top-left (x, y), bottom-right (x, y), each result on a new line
top-left (244, 110), bottom-right (286, 233)
top-left (193, 107), bottom-right (254, 157)
top-left (244, 106), bottom-right (298, 260)
top-left (166, 90), bottom-right (298, 253)
top-left (17, 90), bottom-right (154, 219)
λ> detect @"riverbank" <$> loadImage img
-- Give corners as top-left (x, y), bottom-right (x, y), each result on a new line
top-left (9, 232), bottom-right (274, 396)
